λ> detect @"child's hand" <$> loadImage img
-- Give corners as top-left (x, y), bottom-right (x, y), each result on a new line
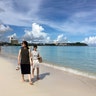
top-left (30, 62), bottom-right (33, 66)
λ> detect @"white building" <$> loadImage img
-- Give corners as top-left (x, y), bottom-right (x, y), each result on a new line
top-left (10, 37), bottom-right (18, 44)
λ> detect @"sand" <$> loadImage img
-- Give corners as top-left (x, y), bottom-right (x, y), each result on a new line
top-left (0, 55), bottom-right (96, 96)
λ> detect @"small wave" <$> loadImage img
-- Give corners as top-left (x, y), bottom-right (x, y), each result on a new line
top-left (42, 62), bottom-right (96, 79)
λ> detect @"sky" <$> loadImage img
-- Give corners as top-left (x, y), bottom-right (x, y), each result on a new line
top-left (0, 0), bottom-right (96, 45)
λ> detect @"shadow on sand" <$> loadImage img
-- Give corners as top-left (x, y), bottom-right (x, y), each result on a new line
top-left (40, 72), bottom-right (50, 80)
top-left (33, 72), bottom-right (50, 83)
top-left (25, 72), bottom-right (50, 83)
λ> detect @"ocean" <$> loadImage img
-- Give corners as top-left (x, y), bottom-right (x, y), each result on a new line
top-left (1, 46), bottom-right (96, 79)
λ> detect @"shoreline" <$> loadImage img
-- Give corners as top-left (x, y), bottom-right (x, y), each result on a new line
top-left (1, 51), bottom-right (96, 80)
top-left (42, 63), bottom-right (96, 80)
top-left (0, 55), bottom-right (96, 96)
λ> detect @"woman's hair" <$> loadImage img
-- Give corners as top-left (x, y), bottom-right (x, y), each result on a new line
top-left (22, 41), bottom-right (29, 49)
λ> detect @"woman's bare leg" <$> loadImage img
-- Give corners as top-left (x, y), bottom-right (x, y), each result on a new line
top-left (28, 74), bottom-right (33, 85)
top-left (21, 74), bottom-right (25, 82)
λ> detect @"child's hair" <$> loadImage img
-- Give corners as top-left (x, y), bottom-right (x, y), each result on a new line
top-left (33, 44), bottom-right (37, 49)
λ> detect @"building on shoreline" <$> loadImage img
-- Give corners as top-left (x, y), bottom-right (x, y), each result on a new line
top-left (10, 37), bottom-right (18, 44)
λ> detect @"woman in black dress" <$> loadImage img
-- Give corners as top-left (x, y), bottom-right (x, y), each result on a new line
top-left (18, 41), bottom-right (32, 85)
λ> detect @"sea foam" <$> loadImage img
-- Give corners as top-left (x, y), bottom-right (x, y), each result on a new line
top-left (42, 62), bottom-right (96, 79)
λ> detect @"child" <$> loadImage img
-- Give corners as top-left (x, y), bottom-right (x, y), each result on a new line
top-left (31, 44), bottom-right (41, 80)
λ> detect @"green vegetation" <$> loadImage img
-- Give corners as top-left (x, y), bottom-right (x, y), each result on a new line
top-left (0, 42), bottom-right (88, 46)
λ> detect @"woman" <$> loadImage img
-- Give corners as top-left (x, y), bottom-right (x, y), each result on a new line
top-left (18, 41), bottom-right (33, 85)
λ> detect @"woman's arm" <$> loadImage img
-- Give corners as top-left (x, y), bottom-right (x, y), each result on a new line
top-left (29, 49), bottom-right (33, 66)
top-left (18, 49), bottom-right (21, 65)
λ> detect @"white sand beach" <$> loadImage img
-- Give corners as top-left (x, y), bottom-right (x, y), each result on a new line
top-left (0, 56), bottom-right (96, 96)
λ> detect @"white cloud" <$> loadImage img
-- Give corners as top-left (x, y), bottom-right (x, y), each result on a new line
top-left (7, 33), bottom-right (17, 40)
top-left (72, 10), bottom-right (96, 23)
top-left (54, 34), bottom-right (67, 43)
top-left (46, 37), bottom-right (51, 42)
top-left (40, 9), bottom-right (96, 35)
top-left (23, 23), bottom-right (48, 42)
top-left (0, 0), bottom-right (42, 26)
top-left (0, 0), bottom-right (96, 43)
top-left (82, 36), bottom-right (96, 45)
top-left (32, 23), bottom-right (47, 38)
top-left (0, 24), bottom-right (12, 33)
top-left (23, 30), bottom-right (33, 41)
top-left (0, 0), bottom-right (95, 37)
top-left (45, 37), bottom-right (51, 43)
top-left (0, 24), bottom-right (12, 41)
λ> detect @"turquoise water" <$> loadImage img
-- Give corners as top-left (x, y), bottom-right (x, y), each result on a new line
top-left (1, 46), bottom-right (96, 78)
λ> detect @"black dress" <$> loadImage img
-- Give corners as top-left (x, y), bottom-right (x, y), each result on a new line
top-left (20, 47), bottom-right (30, 74)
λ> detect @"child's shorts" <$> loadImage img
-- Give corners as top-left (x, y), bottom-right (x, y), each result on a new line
top-left (32, 60), bottom-right (39, 69)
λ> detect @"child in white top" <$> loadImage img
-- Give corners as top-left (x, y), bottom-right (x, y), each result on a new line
top-left (31, 44), bottom-right (40, 80)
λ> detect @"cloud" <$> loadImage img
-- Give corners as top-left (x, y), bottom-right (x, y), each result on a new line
top-left (0, 0), bottom-right (96, 43)
top-left (43, 9), bottom-right (96, 35)
top-left (0, 24), bottom-right (12, 33)
top-left (0, 24), bottom-right (12, 41)
top-left (23, 30), bottom-right (33, 41)
top-left (82, 36), bottom-right (96, 45)
top-left (0, 0), bottom-right (96, 35)
top-left (7, 33), bottom-right (17, 40)
top-left (32, 23), bottom-right (47, 38)
top-left (46, 37), bottom-right (51, 43)
top-left (34, 0), bottom-right (96, 35)
top-left (0, 8), bottom-right (5, 13)
top-left (54, 34), bottom-right (67, 43)
top-left (0, 0), bottom-right (42, 26)
top-left (23, 23), bottom-right (48, 42)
